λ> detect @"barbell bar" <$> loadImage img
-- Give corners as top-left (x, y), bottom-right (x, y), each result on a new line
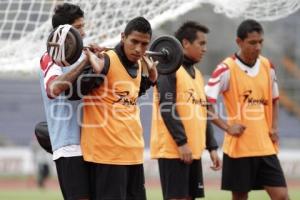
top-left (47, 26), bottom-right (183, 74)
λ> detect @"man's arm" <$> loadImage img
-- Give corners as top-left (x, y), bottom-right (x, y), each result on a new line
top-left (138, 56), bottom-right (158, 96)
top-left (207, 104), bottom-right (246, 136)
top-left (206, 119), bottom-right (222, 171)
top-left (141, 55), bottom-right (158, 83)
top-left (270, 99), bottom-right (279, 142)
top-left (157, 73), bottom-right (187, 145)
top-left (270, 67), bottom-right (280, 143)
top-left (206, 120), bottom-right (218, 151)
top-left (138, 75), bottom-right (155, 97)
top-left (47, 56), bottom-right (88, 98)
top-left (66, 53), bottom-right (110, 100)
top-left (157, 73), bottom-right (192, 164)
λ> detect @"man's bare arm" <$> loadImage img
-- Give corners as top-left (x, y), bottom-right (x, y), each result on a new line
top-left (48, 58), bottom-right (88, 98)
top-left (207, 104), bottom-right (246, 136)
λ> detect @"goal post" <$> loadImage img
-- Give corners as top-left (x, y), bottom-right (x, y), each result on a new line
top-left (0, 0), bottom-right (299, 74)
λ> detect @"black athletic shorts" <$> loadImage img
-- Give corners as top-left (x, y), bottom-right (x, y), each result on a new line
top-left (55, 156), bottom-right (90, 200)
top-left (222, 153), bottom-right (287, 192)
top-left (89, 163), bottom-right (146, 200)
top-left (158, 159), bottom-right (204, 200)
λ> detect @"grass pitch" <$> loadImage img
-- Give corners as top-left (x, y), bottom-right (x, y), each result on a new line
top-left (0, 188), bottom-right (299, 200)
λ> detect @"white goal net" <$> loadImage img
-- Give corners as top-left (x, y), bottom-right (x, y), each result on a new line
top-left (0, 0), bottom-right (299, 74)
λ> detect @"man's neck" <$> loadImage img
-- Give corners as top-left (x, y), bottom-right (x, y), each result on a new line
top-left (235, 52), bottom-right (256, 68)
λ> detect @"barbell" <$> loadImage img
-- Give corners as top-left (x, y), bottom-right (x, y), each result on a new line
top-left (34, 122), bottom-right (52, 154)
top-left (47, 25), bottom-right (183, 74)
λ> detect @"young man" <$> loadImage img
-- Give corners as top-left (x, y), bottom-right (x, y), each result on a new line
top-left (150, 21), bottom-right (221, 200)
top-left (80, 16), bottom-right (158, 200)
top-left (205, 19), bottom-right (289, 200)
top-left (39, 3), bottom-right (104, 199)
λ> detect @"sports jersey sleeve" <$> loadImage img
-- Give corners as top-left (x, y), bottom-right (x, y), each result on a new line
top-left (270, 68), bottom-right (279, 100)
top-left (206, 120), bottom-right (218, 151)
top-left (40, 53), bottom-right (63, 98)
top-left (139, 75), bottom-right (156, 97)
top-left (156, 73), bottom-right (187, 146)
top-left (205, 63), bottom-right (230, 103)
top-left (71, 53), bottom-right (109, 99)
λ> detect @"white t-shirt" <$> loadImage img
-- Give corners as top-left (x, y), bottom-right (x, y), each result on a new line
top-left (205, 56), bottom-right (279, 103)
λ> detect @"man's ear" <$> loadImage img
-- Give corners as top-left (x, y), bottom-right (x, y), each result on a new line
top-left (236, 37), bottom-right (242, 48)
top-left (182, 38), bottom-right (190, 49)
top-left (121, 32), bottom-right (125, 43)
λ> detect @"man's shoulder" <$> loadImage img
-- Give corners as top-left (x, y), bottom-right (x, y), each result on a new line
top-left (221, 54), bottom-right (237, 67)
top-left (258, 55), bottom-right (275, 70)
top-left (40, 52), bottom-right (53, 71)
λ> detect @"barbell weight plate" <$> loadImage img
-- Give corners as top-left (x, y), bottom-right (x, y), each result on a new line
top-left (47, 26), bottom-right (83, 66)
top-left (34, 122), bottom-right (52, 154)
top-left (149, 35), bottom-right (183, 74)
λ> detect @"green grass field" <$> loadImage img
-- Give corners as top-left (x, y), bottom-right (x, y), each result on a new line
top-left (0, 188), bottom-right (299, 200)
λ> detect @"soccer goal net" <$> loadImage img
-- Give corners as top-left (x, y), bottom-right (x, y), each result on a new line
top-left (0, 0), bottom-right (299, 74)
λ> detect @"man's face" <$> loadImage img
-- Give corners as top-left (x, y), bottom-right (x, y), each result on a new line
top-left (121, 31), bottom-right (151, 63)
top-left (237, 31), bottom-right (263, 61)
top-left (72, 17), bottom-right (85, 38)
top-left (183, 31), bottom-right (207, 62)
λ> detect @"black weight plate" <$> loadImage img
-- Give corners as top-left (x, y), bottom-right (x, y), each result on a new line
top-left (149, 35), bottom-right (183, 74)
top-left (47, 26), bottom-right (83, 66)
top-left (34, 121), bottom-right (52, 154)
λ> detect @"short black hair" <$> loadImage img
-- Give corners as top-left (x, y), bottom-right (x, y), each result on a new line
top-left (124, 16), bottom-right (152, 37)
top-left (237, 19), bottom-right (264, 40)
top-left (52, 3), bottom-right (84, 29)
top-left (175, 21), bottom-right (209, 44)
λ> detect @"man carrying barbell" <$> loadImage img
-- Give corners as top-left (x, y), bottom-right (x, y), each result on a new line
top-left (79, 16), bottom-right (158, 200)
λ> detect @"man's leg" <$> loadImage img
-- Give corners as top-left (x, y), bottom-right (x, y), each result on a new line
top-left (55, 156), bottom-right (90, 200)
top-left (258, 155), bottom-right (288, 200)
top-left (126, 164), bottom-right (147, 200)
top-left (158, 158), bottom-right (190, 200)
top-left (264, 186), bottom-right (289, 200)
top-left (232, 192), bottom-right (248, 200)
top-left (222, 154), bottom-right (262, 200)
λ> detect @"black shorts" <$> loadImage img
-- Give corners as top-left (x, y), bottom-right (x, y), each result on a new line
top-left (158, 159), bottom-right (204, 200)
top-left (55, 156), bottom-right (90, 200)
top-left (222, 153), bottom-right (287, 192)
top-left (89, 163), bottom-right (146, 200)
